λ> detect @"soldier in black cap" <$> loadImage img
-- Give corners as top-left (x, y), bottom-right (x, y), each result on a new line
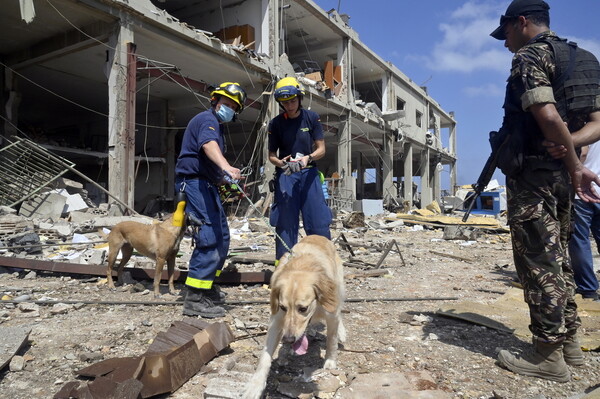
top-left (490, 0), bottom-right (600, 382)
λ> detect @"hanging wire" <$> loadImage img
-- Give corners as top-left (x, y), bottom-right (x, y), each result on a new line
top-left (142, 58), bottom-right (151, 182)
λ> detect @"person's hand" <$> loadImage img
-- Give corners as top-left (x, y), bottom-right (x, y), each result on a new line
top-left (542, 139), bottom-right (567, 159)
top-left (223, 166), bottom-right (241, 181)
top-left (282, 160), bottom-right (292, 176)
top-left (572, 165), bottom-right (600, 203)
top-left (300, 154), bottom-right (310, 167)
top-left (287, 160), bottom-right (303, 174)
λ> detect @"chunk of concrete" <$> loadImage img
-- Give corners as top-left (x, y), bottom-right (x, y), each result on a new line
top-left (63, 192), bottom-right (88, 213)
top-left (204, 371), bottom-right (254, 399)
top-left (19, 192), bottom-right (66, 220)
top-left (353, 199), bottom-right (384, 216)
top-left (337, 371), bottom-right (451, 399)
top-left (443, 225), bottom-right (480, 241)
top-left (0, 326), bottom-right (32, 371)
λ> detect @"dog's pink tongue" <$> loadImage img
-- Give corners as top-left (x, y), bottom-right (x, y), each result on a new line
top-left (292, 334), bottom-right (308, 355)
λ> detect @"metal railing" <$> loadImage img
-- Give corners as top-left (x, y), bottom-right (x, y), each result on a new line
top-left (0, 137), bottom-right (75, 208)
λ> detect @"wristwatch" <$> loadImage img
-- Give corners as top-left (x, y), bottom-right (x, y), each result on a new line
top-left (308, 154), bottom-right (313, 163)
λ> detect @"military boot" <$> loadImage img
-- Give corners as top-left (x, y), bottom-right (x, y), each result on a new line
top-left (183, 286), bottom-right (226, 318)
top-left (204, 284), bottom-right (227, 303)
top-left (497, 338), bottom-right (570, 383)
top-left (563, 334), bottom-right (584, 366)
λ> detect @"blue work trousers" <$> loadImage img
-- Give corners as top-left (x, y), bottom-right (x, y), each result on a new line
top-left (569, 198), bottom-right (600, 298)
top-left (175, 177), bottom-right (229, 289)
top-left (270, 167), bottom-right (332, 259)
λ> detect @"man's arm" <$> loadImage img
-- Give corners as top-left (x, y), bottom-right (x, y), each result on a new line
top-left (269, 151), bottom-right (288, 167)
top-left (530, 103), bottom-right (600, 201)
top-left (202, 140), bottom-right (241, 180)
top-left (573, 112), bottom-right (600, 147)
top-left (299, 139), bottom-right (325, 167)
top-left (542, 111), bottom-right (600, 156)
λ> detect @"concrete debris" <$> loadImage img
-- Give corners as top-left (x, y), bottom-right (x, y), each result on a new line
top-left (9, 355), bottom-right (25, 372)
top-left (204, 370), bottom-right (254, 398)
top-left (7, 232), bottom-right (42, 254)
top-left (336, 371), bottom-right (451, 398)
top-left (49, 303), bottom-right (73, 315)
top-left (443, 225), bottom-right (481, 241)
top-left (0, 326), bottom-right (31, 371)
top-left (342, 211), bottom-right (365, 228)
top-left (353, 199), bottom-right (384, 216)
top-left (19, 192), bottom-right (67, 220)
top-left (0, 206), bottom-right (17, 216)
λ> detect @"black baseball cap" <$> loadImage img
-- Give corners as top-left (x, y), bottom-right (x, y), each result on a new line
top-left (490, 0), bottom-right (550, 40)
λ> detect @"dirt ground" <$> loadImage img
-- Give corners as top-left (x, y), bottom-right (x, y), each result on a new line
top-left (1, 213), bottom-right (599, 399)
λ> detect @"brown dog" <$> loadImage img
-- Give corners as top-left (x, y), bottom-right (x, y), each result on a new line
top-left (105, 214), bottom-right (185, 297)
top-left (243, 235), bottom-right (346, 399)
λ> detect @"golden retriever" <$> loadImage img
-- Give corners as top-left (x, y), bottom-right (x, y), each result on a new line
top-left (105, 214), bottom-right (185, 297)
top-left (243, 235), bottom-right (346, 399)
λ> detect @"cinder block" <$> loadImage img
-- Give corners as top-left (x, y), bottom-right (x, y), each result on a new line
top-left (352, 199), bottom-right (384, 216)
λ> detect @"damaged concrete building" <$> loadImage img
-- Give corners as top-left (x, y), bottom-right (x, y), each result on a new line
top-left (1, 0), bottom-right (457, 214)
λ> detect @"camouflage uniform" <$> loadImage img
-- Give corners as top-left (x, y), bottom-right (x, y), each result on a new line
top-left (506, 31), bottom-right (581, 345)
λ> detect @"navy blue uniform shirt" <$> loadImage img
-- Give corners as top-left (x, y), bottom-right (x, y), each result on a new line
top-left (268, 109), bottom-right (324, 159)
top-left (175, 109), bottom-right (225, 184)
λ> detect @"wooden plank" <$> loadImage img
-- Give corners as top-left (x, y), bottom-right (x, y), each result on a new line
top-left (323, 60), bottom-right (334, 89)
top-left (0, 256), bottom-right (272, 284)
top-left (345, 269), bottom-right (389, 279)
top-left (429, 250), bottom-right (474, 263)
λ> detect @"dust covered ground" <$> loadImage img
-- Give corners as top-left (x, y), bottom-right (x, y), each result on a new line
top-left (1, 214), bottom-right (599, 399)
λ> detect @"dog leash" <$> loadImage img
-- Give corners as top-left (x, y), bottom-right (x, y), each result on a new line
top-left (223, 171), bottom-right (294, 257)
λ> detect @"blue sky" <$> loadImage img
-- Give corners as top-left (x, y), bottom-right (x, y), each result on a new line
top-left (313, 0), bottom-right (600, 189)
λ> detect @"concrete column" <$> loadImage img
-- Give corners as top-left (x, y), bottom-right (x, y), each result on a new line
top-left (420, 148), bottom-right (432, 206)
top-left (381, 131), bottom-right (394, 201)
top-left (449, 113), bottom-right (458, 193)
top-left (403, 143), bottom-right (413, 205)
top-left (259, 0), bottom-right (280, 196)
top-left (107, 19), bottom-right (135, 212)
top-left (381, 72), bottom-right (394, 201)
top-left (270, 0), bottom-right (280, 57)
top-left (2, 68), bottom-right (20, 141)
top-left (450, 160), bottom-right (457, 195)
top-left (338, 37), bottom-right (352, 103)
top-left (356, 152), bottom-right (364, 199)
top-left (337, 114), bottom-right (353, 197)
top-left (337, 37), bottom-right (354, 198)
top-left (261, 89), bottom-right (278, 194)
top-left (432, 161), bottom-right (441, 202)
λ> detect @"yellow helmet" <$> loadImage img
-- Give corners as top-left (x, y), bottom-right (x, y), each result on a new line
top-left (210, 82), bottom-right (247, 112)
top-left (274, 77), bottom-right (305, 102)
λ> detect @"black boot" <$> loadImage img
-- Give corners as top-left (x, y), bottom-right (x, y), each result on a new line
top-left (204, 284), bottom-right (227, 303)
top-left (183, 286), bottom-right (226, 318)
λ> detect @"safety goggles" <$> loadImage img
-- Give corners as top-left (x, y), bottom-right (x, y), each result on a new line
top-left (274, 86), bottom-right (301, 101)
top-left (217, 83), bottom-right (247, 105)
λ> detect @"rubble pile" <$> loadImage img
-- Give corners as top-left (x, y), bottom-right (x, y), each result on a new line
top-left (0, 192), bottom-right (599, 399)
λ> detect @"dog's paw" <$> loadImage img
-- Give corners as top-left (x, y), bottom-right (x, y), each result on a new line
top-left (242, 383), bottom-right (265, 399)
top-left (323, 358), bottom-right (337, 369)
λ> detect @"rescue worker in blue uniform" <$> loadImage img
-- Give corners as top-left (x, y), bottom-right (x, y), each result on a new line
top-left (268, 77), bottom-right (333, 261)
top-left (175, 82), bottom-right (246, 318)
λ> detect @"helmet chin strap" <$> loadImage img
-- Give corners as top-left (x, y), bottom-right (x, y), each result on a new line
top-left (278, 97), bottom-right (303, 115)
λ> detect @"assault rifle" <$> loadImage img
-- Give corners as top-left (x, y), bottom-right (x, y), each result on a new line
top-left (462, 130), bottom-right (507, 222)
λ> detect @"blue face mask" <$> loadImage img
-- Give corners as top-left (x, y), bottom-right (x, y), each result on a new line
top-left (216, 104), bottom-right (235, 122)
